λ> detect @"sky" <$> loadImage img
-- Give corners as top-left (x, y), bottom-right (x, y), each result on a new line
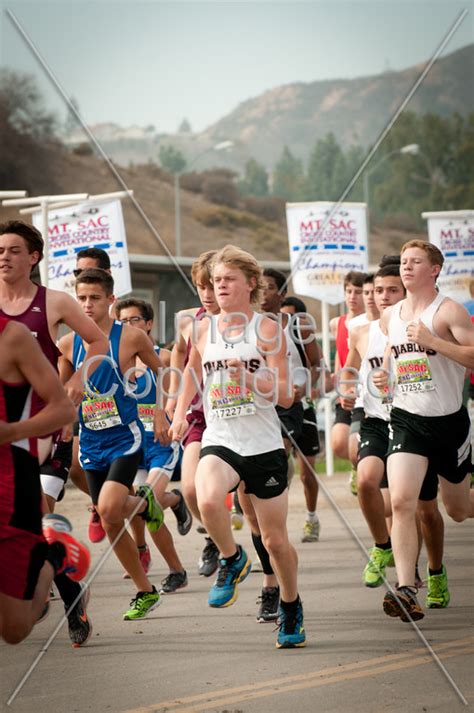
top-left (1, 0), bottom-right (473, 134)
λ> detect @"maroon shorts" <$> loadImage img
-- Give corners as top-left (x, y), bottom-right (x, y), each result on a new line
top-left (183, 409), bottom-right (206, 448)
top-left (0, 525), bottom-right (48, 600)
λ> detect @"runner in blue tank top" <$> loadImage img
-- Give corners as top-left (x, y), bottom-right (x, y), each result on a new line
top-left (116, 298), bottom-right (191, 594)
top-left (59, 269), bottom-right (169, 621)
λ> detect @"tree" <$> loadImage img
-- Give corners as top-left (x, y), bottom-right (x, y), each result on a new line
top-left (306, 133), bottom-right (346, 201)
top-left (178, 118), bottom-right (192, 134)
top-left (238, 159), bottom-right (269, 197)
top-left (272, 146), bottom-right (305, 200)
top-left (158, 144), bottom-right (187, 174)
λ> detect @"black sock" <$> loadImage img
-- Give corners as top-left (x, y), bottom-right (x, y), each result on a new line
top-left (280, 595), bottom-right (300, 611)
top-left (137, 544), bottom-right (147, 552)
top-left (375, 538), bottom-right (391, 550)
top-left (429, 566), bottom-right (444, 576)
top-left (251, 533), bottom-right (274, 575)
top-left (223, 546), bottom-right (240, 564)
top-left (55, 572), bottom-right (82, 610)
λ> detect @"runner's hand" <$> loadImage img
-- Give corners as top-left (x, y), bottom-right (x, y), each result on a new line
top-left (372, 369), bottom-right (388, 390)
top-left (154, 408), bottom-right (171, 445)
top-left (340, 389), bottom-right (356, 411)
top-left (168, 417), bottom-right (188, 442)
top-left (227, 358), bottom-right (247, 381)
top-left (406, 320), bottom-right (434, 349)
top-left (61, 423), bottom-right (74, 442)
top-left (64, 373), bottom-right (85, 407)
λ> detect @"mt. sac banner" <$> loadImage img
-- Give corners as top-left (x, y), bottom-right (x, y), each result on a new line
top-left (32, 200), bottom-right (132, 297)
top-left (423, 210), bottom-right (474, 305)
top-left (286, 202), bottom-right (368, 305)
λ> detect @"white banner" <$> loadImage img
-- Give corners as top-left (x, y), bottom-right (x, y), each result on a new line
top-left (32, 199), bottom-right (132, 297)
top-left (423, 210), bottom-right (474, 305)
top-left (286, 201), bottom-right (368, 305)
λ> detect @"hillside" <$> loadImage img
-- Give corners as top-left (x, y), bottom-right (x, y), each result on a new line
top-left (0, 144), bottom-right (424, 265)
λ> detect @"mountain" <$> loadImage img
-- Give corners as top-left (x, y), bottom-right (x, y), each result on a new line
top-left (68, 44), bottom-right (473, 173)
top-left (199, 44), bottom-right (474, 169)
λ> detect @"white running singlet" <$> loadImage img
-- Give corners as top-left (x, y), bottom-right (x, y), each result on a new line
top-left (388, 293), bottom-right (465, 416)
top-left (359, 320), bottom-right (390, 421)
top-left (201, 313), bottom-right (284, 455)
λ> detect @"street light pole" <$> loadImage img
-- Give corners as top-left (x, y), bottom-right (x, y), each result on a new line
top-left (173, 140), bottom-right (233, 257)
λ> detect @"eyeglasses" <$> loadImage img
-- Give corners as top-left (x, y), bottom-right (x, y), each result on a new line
top-left (120, 316), bottom-right (145, 325)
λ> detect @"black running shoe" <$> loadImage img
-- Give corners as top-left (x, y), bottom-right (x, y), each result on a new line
top-left (256, 586), bottom-right (280, 623)
top-left (198, 537), bottom-right (219, 577)
top-left (67, 586), bottom-right (92, 647)
top-left (383, 586), bottom-right (424, 622)
top-left (160, 570), bottom-right (188, 594)
top-left (171, 489), bottom-right (193, 536)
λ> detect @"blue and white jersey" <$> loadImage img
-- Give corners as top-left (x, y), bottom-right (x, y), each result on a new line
top-left (74, 321), bottom-right (144, 469)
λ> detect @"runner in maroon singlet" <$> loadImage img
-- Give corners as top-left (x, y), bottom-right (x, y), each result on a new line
top-left (0, 220), bottom-right (108, 647)
top-left (166, 250), bottom-right (221, 576)
top-left (0, 318), bottom-right (89, 645)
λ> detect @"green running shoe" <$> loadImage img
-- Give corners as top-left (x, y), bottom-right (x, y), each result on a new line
top-left (123, 586), bottom-right (161, 620)
top-left (349, 468), bottom-right (358, 496)
top-left (137, 485), bottom-right (164, 532)
top-left (426, 565), bottom-right (450, 609)
top-left (363, 546), bottom-right (394, 588)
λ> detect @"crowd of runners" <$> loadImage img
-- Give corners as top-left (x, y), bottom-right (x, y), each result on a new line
top-left (0, 218), bottom-right (473, 652)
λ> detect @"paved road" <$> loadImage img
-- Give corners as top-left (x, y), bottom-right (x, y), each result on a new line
top-left (1, 473), bottom-right (473, 713)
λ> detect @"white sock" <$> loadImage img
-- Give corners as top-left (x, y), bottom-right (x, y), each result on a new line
top-left (307, 511), bottom-right (318, 523)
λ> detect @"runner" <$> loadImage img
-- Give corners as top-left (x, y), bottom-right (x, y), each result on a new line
top-left (329, 271), bottom-right (365, 492)
top-left (170, 245), bottom-right (306, 648)
top-left (58, 268), bottom-right (167, 620)
top-left (73, 247), bottom-right (113, 543)
top-left (0, 318), bottom-right (89, 644)
top-left (376, 240), bottom-right (474, 622)
top-left (116, 297), bottom-right (191, 593)
top-left (166, 250), bottom-right (221, 578)
top-left (0, 219), bottom-right (108, 646)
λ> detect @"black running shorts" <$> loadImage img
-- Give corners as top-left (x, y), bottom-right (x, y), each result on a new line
top-left (388, 406), bottom-right (472, 485)
top-left (200, 445), bottom-right (288, 499)
top-left (349, 406), bottom-right (365, 435)
top-left (334, 402), bottom-right (352, 426)
top-left (295, 406), bottom-right (320, 456)
top-left (85, 452), bottom-right (143, 505)
top-left (276, 402), bottom-right (304, 443)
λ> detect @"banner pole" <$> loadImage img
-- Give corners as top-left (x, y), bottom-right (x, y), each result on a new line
top-left (321, 300), bottom-right (334, 476)
top-left (40, 199), bottom-right (49, 287)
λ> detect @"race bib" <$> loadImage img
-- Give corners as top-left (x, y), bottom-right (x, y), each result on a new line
top-left (209, 380), bottom-right (256, 420)
top-left (138, 403), bottom-right (155, 432)
top-left (396, 357), bottom-right (435, 394)
top-left (82, 396), bottom-right (122, 430)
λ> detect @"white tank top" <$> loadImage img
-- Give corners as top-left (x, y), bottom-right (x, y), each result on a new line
top-left (359, 320), bottom-right (390, 421)
top-left (348, 314), bottom-right (370, 409)
top-left (283, 317), bottom-right (307, 388)
top-left (388, 293), bottom-right (465, 416)
top-left (201, 313), bottom-right (284, 455)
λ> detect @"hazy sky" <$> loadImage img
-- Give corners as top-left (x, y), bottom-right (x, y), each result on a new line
top-left (1, 0), bottom-right (472, 134)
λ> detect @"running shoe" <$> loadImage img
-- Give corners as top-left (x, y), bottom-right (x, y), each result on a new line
top-left (256, 586), bottom-right (280, 623)
top-left (136, 485), bottom-right (164, 533)
top-left (139, 545), bottom-right (152, 574)
top-left (160, 570), bottom-right (188, 594)
top-left (43, 516), bottom-right (90, 582)
top-left (426, 565), bottom-right (450, 609)
top-left (301, 517), bottom-right (320, 543)
top-left (276, 598), bottom-right (306, 648)
top-left (383, 586), bottom-right (424, 622)
top-left (66, 586), bottom-right (92, 648)
top-left (123, 587), bottom-right (161, 620)
top-left (198, 537), bottom-right (219, 577)
top-left (363, 546), bottom-right (394, 588)
top-left (349, 468), bottom-right (358, 496)
top-left (88, 506), bottom-right (106, 543)
top-left (171, 489), bottom-right (193, 536)
top-left (208, 546), bottom-right (251, 608)
top-left (231, 507), bottom-right (244, 530)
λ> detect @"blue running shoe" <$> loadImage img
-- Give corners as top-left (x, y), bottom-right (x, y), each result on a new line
top-left (208, 546), bottom-right (251, 608)
top-left (276, 598), bottom-right (306, 649)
